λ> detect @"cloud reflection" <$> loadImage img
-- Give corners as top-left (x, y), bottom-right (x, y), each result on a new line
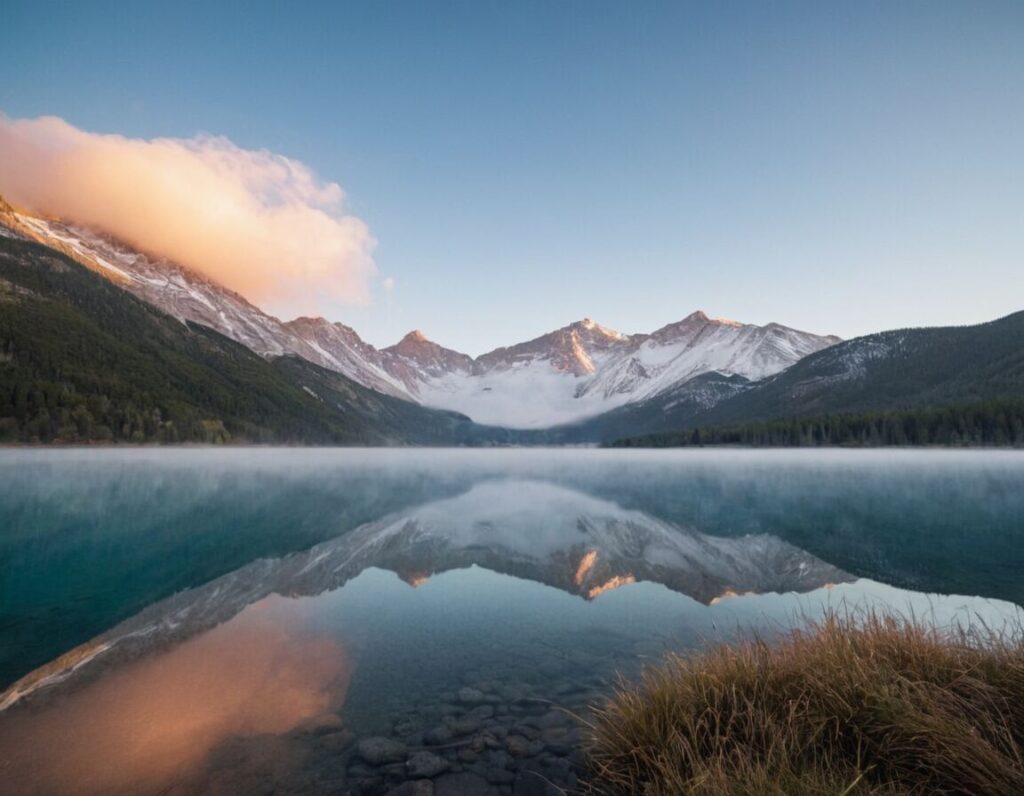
top-left (0, 595), bottom-right (351, 796)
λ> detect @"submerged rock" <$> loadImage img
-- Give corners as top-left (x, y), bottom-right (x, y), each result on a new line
top-left (296, 712), bottom-right (345, 735)
top-left (424, 724), bottom-right (455, 745)
top-left (319, 729), bottom-right (355, 752)
top-left (434, 771), bottom-right (500, 796)
top-left (407, 750), bottom-right (451, 778)
top-left (356, 736), bottom-right (409, 765)
top-left (458, 687), bottom-right (485, 704)
top-left (386, 781), bottom-right (434, 796)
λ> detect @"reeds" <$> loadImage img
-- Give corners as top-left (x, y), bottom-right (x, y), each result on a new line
top-left (585, 611), bottom-right (1024, 795)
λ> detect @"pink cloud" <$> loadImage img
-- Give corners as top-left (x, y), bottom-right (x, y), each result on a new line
top-left (0, 114), bottom-right (376, 317)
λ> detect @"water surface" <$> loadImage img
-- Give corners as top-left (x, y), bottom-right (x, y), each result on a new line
top-left (1, 449), bottom-right (1021, 795)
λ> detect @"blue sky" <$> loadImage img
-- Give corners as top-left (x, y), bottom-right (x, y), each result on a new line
top-left (2, 1), bottom-right (1022, 354)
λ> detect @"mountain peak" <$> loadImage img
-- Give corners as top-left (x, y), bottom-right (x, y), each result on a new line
top-left (401, 329), bottom-right (430, 344)
top-left (567, 317), bottom-right (628, 341)
top-left (385, 330), bottom-right (473, 377)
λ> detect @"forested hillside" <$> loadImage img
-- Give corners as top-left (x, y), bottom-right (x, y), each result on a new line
top-left (0, 236), bottom-right (513, 445)
top-left (693, 312), bottom-right (1024, 427)
top-left (608, 400), bottom-right (1024, 448)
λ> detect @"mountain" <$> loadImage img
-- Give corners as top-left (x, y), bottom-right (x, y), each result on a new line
top-left (0, 201), bottom-right (415, 400)
top-left (607, 312), bottom-right (1024, 446)
top-left (0, 201), bottom-right (839, 430)
top-left (694, 312), bottom-right (1024, 425)
top-left (383, 329), bottom-right (474, 380)
top-left (550, 371), bottom-right (756, 443)
top-left (1, 480), bottom-right (851, 710)
top-left (401, 314), bottom-right (838, 428)
top-left (0, 234), bottom-right (520, 445)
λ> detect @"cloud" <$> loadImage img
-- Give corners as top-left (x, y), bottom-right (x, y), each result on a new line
top-left (0, 114), bottom-right (376, 318)
top-left (382, 276), bottom-right (396, 292)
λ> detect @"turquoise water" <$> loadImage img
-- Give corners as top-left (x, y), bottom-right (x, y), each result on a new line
top-left (0, 449), bottom-right (1022, 795)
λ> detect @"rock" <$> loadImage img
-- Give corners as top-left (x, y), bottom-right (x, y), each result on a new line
top-left (477, 766), bottom-right (515, 785)
top-left (541, 726), bottom-right (581, 756)
top-left (535, 710), bottom-right (568, 730)
top-left (425, 725), bottom-right (455, 745)
top-left (458, 687), bottom-right (485, 704)
top-left (505, 735), bottom-right (532, 758)
top-left (356, 736), bottom-right (409, 765)
top-left (434, 771), bottom-right (500, 796)
top-left (319, 729), bottom-right (355, 752)
top-left (467, 704), bottom-right (495, 720)
top-left (512, 764), bottom-right (562, 796)
top-left (296, 712), bottom-right (345, 735)
top-left (407, 751), bottom-right (451, 778)
top-left (510, 725), bottom-right (541, 741)
top-left (386, 782), bottom-right (434, 796)
top-left (395, 716), bottom-right (424, 736)
top-left (445, 717), bottom-right (483, 737)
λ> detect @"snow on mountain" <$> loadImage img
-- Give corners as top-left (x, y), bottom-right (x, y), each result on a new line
top-left (383, 330), bottom-right (474, 381)
top-left (0, 202), bottom-right (839, 429)
top-left (0, 204), bottom-right (413, 399)
top-left (407, 314), bottom-right (839, 428)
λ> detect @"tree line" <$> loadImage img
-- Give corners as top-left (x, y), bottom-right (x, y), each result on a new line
top-left (608, 400), bottom-right (1024, 448)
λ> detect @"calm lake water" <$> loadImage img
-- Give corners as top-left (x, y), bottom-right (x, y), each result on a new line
top-left (1, 448), bottom-right (1022, 795)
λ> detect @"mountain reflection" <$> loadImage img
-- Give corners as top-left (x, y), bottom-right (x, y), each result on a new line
top-left (1, 480), bottom-right (849, 713)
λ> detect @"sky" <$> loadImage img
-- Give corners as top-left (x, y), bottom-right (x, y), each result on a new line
top-left (1, 1), bottom-right (1022, 355)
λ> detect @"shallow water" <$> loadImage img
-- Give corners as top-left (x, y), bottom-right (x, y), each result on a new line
top-left (0, 449), bottom-right (1022, 795)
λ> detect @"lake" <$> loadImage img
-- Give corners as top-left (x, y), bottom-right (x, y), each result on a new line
top-left (1, 448), bottom-right (1022, 795)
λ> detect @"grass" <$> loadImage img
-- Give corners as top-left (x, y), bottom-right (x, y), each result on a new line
top-left (584, 612), bottom-right (1024, 795)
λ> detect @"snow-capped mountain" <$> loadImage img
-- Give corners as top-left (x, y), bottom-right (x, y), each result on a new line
top-left (405, 315), bottom-right (838, 427)
top-left (0, 201), bottom-right (839, 429)
top-left (0, 203), bottom-right (413, 399)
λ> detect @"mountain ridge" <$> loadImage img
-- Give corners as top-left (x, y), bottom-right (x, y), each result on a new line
top-left (0, 201), bottom-right (840, 429)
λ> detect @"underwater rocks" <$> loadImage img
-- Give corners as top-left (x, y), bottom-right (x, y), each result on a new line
top-left (357, 737), bottom-right (410, 765)
top-left (336, 677), bottom-right (596, 794)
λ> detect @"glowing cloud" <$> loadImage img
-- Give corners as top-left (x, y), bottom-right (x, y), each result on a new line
top-left (0, 114), bottom-right (376, 317)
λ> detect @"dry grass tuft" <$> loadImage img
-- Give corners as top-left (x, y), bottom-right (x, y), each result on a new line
top-left (585, 612), bottom-right (1024, 795)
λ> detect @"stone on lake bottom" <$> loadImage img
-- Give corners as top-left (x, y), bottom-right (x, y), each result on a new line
top-left (407, 750), bottom-right (451, 778)
top-left (356, 736), bottom-right (409, 765)
top-left (434, 771), bottom-right (500, 796)
top-left (296, 712), bottom-right (345, 735)
top-left (318, 729), bottom-right (355, 752)
top-left (386, 781), bottom-right (434, 796)
top-left (458, 687), bottom-right (486, 704)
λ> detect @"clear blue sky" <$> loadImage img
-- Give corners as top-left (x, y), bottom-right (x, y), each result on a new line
top-left (3, 1), bottom-right (1022, 354)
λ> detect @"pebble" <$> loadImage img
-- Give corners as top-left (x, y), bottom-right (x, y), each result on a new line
top-left (296, 712), bottom-right (345, 735)
top-left (434, 771), bottom-right (500, 796)
top-left (424, 725), bottom-right (455, 745)
top-left (407, 751), bottom-right (451, 778)
top-left (467, 704), bottom-right (495, 720)
top-left (458, 687), bottom-right (485, 704)
top-left (318, 729), bottom-right (355, 752)
top-left (386, 782), bottom-right (435, 796)
top-left (356, 736), bottom-right (409, 765)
